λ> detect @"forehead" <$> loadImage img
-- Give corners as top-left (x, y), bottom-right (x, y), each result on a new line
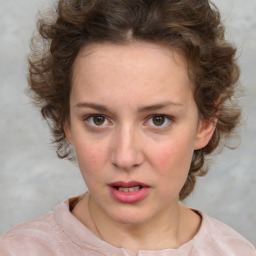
top-left (73, 41), bottom-right (188, 76)
top-left (71, 41), bottom-right (193, 108)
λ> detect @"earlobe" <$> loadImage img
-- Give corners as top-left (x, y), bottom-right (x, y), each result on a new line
top-left (64, 121), bottom-right (73, 145)
top-left (194, 118), bottom-right (217, 150)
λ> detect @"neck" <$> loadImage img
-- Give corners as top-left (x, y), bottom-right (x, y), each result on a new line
top-left (86, 194), bottom-right (186, 251)
top-left (73, 193), bottom-right (201, 252)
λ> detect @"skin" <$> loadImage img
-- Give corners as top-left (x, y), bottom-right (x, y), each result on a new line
top-left (65, 41), bottom-right (216, 251)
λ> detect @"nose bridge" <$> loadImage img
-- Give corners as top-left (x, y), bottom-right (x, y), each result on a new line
top-left (111, 122), bottom-right (142, 170)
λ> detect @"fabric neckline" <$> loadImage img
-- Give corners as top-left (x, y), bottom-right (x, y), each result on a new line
top-left (53, 195), bottom-right (208, 255)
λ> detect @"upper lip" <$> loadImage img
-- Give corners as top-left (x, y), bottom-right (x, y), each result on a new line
top-left (108, 181), bottom-right (150, 188)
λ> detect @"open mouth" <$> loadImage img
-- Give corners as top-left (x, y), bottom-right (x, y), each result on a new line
top-left (109, 181), bottom-right (150, 203)
top-left (109, 181), bottom-right (151, 204)
top-left (114, 185), bottom-right (143, 192)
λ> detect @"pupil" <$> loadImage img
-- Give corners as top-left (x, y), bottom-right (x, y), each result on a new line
top-left (93, 116), bottom-right (105, 125)
top-left (153, 116), bottom-right (165, 126)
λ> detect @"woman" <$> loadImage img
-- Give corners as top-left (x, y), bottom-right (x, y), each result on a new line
top-left (1, 0), bottom-right (255, 255)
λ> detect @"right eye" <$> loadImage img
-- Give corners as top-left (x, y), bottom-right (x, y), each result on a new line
top-left (85, 115), bottom-right (110, 127)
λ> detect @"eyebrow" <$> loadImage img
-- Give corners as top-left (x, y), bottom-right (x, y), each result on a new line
top-left (75, 101), bottom-right (184, 113)
top-left (137, 101), bottom-right (184, 112)
top-left (76, 102), bottom-right (109, 112)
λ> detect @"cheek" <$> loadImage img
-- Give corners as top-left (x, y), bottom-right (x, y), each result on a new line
top-left (75, 140), bottom-right (108, 173)
top-left (154, 147), bottom-right (175, 171)
top-left (75, 144), bottom-right (108, 191)
top-left (148, 143), bottom-right (178, 178)
top-left (149, 138), bottom-right (194, 176)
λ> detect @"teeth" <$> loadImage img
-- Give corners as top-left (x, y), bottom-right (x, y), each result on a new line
top-left (119, 187), bottom-right (129, 192)
top-left (118, 186), bottom-right (141, 192)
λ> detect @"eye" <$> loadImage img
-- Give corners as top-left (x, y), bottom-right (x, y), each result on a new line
top-left (86, 115), bottom-right (110, 127)
top-left (147, 115), bottom-right (172, 128)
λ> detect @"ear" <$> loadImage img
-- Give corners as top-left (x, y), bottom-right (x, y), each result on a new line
top-left (194, 117), bottom-right (216, 150)
top-left (63, 121), bottom-right (73, 145)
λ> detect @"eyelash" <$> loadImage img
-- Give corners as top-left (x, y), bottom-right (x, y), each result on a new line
top-left (146, 114), bottom-right (173, 128)
top-left (84, 114), bottom-right (173, 129)
top-left (85, 114), bottom-right (111, 127)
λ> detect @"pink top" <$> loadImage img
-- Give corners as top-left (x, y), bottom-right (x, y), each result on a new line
top-left (0, 196), bottom-right (255, 256)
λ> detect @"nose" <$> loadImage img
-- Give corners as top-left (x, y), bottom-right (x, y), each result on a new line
top-left (111, 125), bottom-right (144, 171)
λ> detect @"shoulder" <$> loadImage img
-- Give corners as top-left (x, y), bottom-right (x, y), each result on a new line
top-left (0, 195), bottom-right (94, 256)
top-left (0, 197), bottom-right (80, 256)
top-left (0, 211), bottom-right (66, 256)
top-left (196, 211), bottom-right (256, 255)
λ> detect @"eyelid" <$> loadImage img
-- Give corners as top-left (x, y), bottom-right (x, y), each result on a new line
top-left (83, 113), bottom-right (173, 129)
top-left (84, 114), bottom-right (112, 128)
top-left (145, 114), bottom-right (173, 128)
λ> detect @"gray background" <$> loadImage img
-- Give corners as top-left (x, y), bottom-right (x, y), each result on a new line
top-left (0, 0), bottom-right (255, 246)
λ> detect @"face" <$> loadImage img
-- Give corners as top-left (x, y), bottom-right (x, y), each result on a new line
top-left (65, 42), bottom-right (215, 226)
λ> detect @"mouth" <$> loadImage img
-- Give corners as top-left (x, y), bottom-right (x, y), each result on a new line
top-left (109, 181), bottom-right (150, 191)
top-left (108, 181), bottom-right (151, 203)
top-left (114, 185), bottom-right (143, 192)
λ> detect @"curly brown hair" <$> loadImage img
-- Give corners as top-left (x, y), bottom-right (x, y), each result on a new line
top-left (28, 0), bottom-right (241, 200)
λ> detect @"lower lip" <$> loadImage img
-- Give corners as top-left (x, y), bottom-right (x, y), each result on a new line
top-left (109, 186), bottom-right (150, 204)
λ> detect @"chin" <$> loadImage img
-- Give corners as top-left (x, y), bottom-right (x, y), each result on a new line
top-left (105, 204), bottom-right (155, 226)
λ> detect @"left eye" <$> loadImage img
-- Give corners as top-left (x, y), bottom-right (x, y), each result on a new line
top-left (86, 115), bottom-right (110, 127)
top-left (147, 115), bottom-right (172, 128)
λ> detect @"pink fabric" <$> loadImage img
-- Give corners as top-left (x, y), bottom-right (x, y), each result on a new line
top-left (0, 196), bottom-right (255, 256)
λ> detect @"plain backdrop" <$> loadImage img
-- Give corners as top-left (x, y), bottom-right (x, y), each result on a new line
top-left (0, 0), bottom-right (256, 246)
